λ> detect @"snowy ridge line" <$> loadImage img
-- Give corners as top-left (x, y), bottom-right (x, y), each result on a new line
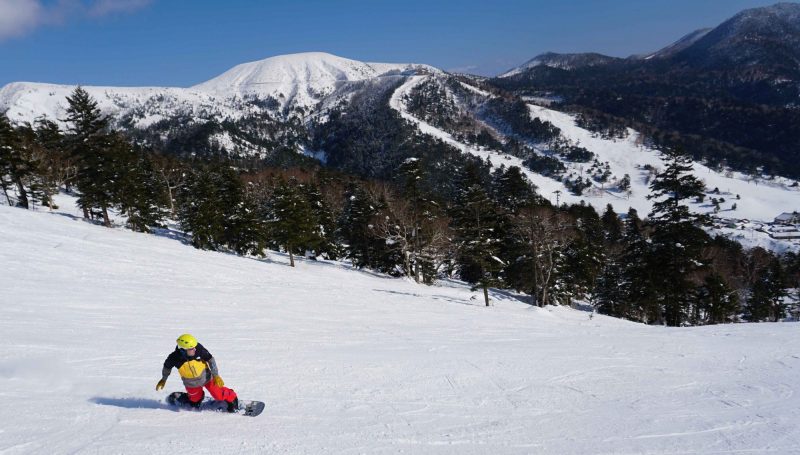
top-left (0, 52), bottom-right (437, 127)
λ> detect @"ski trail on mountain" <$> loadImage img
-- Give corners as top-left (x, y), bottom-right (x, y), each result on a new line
top-left (389, 75), bottom-right (800, 246)
top-left (389, 76), bottom-right (589, 208)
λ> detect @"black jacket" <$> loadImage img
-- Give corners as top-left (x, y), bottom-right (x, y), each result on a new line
top-left (161, 343), bottom-right (219, 388)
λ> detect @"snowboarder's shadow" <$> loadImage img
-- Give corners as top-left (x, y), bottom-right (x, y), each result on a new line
top-left (90, 397), bottom-right (178, 412)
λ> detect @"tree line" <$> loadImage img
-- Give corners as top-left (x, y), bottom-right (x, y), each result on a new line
top-left (2, 87), bottom-right (798, 325)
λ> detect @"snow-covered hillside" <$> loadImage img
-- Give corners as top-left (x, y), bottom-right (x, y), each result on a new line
top-left (3, 198), bottom-right (800, 454)
top-left (0, 52), bottom-right (434, 127)
top-left (390, 75), bottom-right (800, 253)
top-left (3, 52), bottom-right (799, 251)
top-left (194, 52), bottom-right (434, 107)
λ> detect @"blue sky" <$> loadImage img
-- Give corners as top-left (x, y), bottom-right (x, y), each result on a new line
top-left (0, 0), bottom-right (792, 87)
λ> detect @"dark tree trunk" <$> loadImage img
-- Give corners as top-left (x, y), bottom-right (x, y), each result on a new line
top-left (102, 206), bottom-right (111, 227)
top-left (1, 178), bottom-right (13, 206)
top-left (14, 180), bottom-right (29, 209)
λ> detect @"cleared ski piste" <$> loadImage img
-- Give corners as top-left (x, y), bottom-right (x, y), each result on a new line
top-left (2, 202), bottom-right (800, 455)
top-left (390, 75), bottom-right (800, 254)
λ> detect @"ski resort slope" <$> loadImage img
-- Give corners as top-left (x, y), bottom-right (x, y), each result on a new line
top-left (391, 76), bottom-right (800, 253)
top-left (2, 203), bottom-right (800, 454)
top-left (527, 104), bottom-right (800, 223)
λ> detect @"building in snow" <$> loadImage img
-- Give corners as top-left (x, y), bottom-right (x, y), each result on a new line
top-left (774, 212), bottom-right (800, 225)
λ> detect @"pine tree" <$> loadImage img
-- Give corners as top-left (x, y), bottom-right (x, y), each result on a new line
top-left (0, 114), bottom-right (34, 208)
top-left (114, 139), bottom-right (167, 232)
top-left (694, 273), bottom-right (739, 325)
top-left (600, 204), bottom-right (623, 246)
top-left (595, 258), bottom-right (625, 317)
top-left (0, 114), bottom-right (16, 206)
top-left (31, 118), bottom-right (67, 209)
top-left (452, 182), bottom-right (504, 306)
top-left (615, 208), bottom-right (657, 322)
top-left (744, 258), bottom-right (787, 322)
top-left (63, 87), bottom-right (115, 225)
top-left (303, 181), bottom-right (340, 260)
top-left (228, 191), bottom-right (267, 257)
top-left (646, 147), bottom-right (710, 326)
top-left (177, 167), bottom-right (226, 250)
top-left (492, 166), bottom-right (544, 293)
top-left (593, 205), bottom-right (628, 314)
top-left (561, 203), bottom-right (604, 306)
top-left (338, 182), bottom-right (384, 269)
top-left (269, 177), bottom-right (320, 267)
top-left (450, 161), bottom-right (507, 305)
top-left (492, 165), bottom-right (539, 214)
top-left (14, 123), bottom-right (47, 210)
top-left (397, 158), bottom-right (426, 281)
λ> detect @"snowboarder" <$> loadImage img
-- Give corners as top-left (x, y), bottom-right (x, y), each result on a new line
top-left (156, 334), bottom-right (239, 412)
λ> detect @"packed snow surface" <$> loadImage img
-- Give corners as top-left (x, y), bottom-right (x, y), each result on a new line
top-left (2, 201), bottom-right (800, 454)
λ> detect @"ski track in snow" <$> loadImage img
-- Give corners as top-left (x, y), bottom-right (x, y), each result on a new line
top-left (2, 197), bottom-right (800, 454)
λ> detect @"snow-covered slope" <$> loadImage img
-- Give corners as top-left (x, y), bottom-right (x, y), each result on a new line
top-left (390, 75), bottom-right (800, 252)
top-left (526, 104), bottom-right (800, 221)
top-left (0, 82), bottom-right (220, 128)
top-left (0, 52), bottom-right (434, 127)
top-left (3, 198), bottom-right (800, 454)
top-left (193, 52), bottom-right (435, 112)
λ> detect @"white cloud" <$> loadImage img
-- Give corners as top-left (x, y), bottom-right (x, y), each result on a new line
top-left (0, 0), bottom-right (152, 41)
top-left (0, 0), bottom-right (44, 40)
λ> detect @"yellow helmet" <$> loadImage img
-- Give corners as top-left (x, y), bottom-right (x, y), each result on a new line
top-left (176, 333), bottom-right (198, 350)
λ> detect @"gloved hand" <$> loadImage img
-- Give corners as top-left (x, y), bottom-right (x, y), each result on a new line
top-left (213, 375), bottom-right (225, 387)
top-left (156, 379), bottom-right (166, 391)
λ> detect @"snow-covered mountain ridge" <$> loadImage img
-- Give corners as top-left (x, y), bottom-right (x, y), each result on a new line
top-left (193, 52), bottom-right (434, 97)
top-left (499, 52), bottom-right (621, 77)
top-left (3, 51), bottom-right (799, 253)
top-left (0, 52), bottom-right (435, 128)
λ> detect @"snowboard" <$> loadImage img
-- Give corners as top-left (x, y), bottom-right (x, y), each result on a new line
top-left (166, 391), bottom-right (265, 417)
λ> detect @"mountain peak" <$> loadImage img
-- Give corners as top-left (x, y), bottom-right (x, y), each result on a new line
top-left (499, 52), bottom-right (619, 77)
top-left (713, 2), bottom-right (800, 38)
top-left (672, 2), bottom-right (800, 68)
top-left (191, 52), bottom-right (433, 98)
top-left (734, 2), bottom-right (800, 21)
top-left (192, 52), bottom-right (379, 94)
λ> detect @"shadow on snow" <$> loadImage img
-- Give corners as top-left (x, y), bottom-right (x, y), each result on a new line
top-left (89, 397), bottom-right (177, 412)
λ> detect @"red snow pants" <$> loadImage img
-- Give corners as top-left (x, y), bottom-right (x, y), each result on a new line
top-left (186, 378), bottom-right (237, 403)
